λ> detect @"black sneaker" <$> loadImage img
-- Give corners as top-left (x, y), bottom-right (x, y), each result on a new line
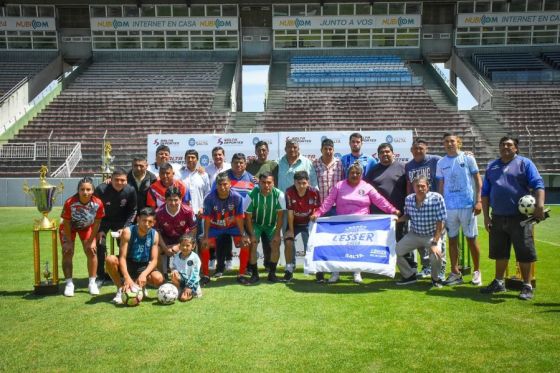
top-left (268, 273), bottom-right (281, 283)
top-left (431, 279), bottom-right (443, 288)
top-left (213, 271), bottom-right (223, 278)
top-left (518, 285), bottom-right (534, 300)
top-left (200, 276), bottom-right (210, 287)
top-left (316, 272), bottom-right (325, 283)
top-left (283, 271), bottom-right (293, 282)
top-left (236, 276), bottom-right (249, 285)
top-left (396, 274), bottom-right (417, 286)
top-left (247, 274), bottom-right (260, 284)
top-left (480, 279), bottom-right (507, 294)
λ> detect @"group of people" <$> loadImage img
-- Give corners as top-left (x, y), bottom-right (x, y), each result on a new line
top-left (58, 131), bottom-right (545, 303)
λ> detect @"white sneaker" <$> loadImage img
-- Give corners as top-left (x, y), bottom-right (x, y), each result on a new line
top-left (353, 272), bottom-right (363, 284)
top-left (225, 260), bottom-right (233, 271)
top-left (112, 289), bottom-right (123, 304)
top-left (209, 259), bottom-right (216, 270)
top-left (95, 278), bottom-right (104, 289)
top-left (88, 281), bottom-right (100, 295)
top-left (328, 272), bottom-right (339, 283)
top-left (64, 282), bottom-right (75, 297)
top-left (143, 287), bottom-right (149, 298)
top-left (471, 270), bottom-right (482, 286)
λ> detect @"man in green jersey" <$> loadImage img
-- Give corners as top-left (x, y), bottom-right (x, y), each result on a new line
top-left (245, 172), bottom-right (285, 283)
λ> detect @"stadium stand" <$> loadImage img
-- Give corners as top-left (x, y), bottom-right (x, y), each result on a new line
top-left (0, 60), bottom-right (230, 177)
top-left (471, 53), bottom-right (552, 82)
top-left (0, 61), bottom-right (50, 97)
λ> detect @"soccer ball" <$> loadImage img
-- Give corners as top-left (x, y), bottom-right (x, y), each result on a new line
top-left (518, 195), bottom-right (536, 215)
top-left (121, 285), bottom-right (143, 307)
top-left (157, 283), bottom-right (179, 305)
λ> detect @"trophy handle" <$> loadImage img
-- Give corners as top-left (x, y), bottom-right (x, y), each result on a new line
top-left (52, 182), bottom-right (64, 204)
top-left (22, 182), bottom-right (37, 203)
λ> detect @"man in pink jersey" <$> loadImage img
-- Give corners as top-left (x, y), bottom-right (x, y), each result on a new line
top-left (155, 187), bottom-right (196, 275)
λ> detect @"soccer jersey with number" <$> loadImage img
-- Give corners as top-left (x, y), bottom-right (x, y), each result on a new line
top-left (155, 204), bottom-right (196, 245)
top-left (246, 187), bottom-right (285, 227)
top-left (61, 195), bottom-right (105, 231)
top-left (285, 186), bottom-right (321, 226)
top-left (145, 179), bottom-right (187, 209)
top-left (128, 225), bottom-right (155, 263)
top-left (203, 189), bottom-right (244, 230)
top-left (436, 151), bottom-right (479, 210)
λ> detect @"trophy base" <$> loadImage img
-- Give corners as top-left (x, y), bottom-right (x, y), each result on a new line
top-left (505, 277), bottom-right (536, 290)
top-left (34, 283), bottom-right (59, 295)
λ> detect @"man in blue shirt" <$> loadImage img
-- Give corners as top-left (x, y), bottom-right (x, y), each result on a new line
top-left (481, 136), bottom-right (545, 300)
top-left (340, 132), bottom-right (377, 178)
top-left (436, 133), bottom-right (482, 287)
top-left (395, 175), bottom-right (447, 287)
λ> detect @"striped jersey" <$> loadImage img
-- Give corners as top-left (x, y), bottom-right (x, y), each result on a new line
top-left (246, 187), bottom-right (285, 227)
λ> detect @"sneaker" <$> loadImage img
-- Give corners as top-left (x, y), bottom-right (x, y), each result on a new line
top-left (431, 279), bottom-right (444, 288)
top-left (328, 272), bottom-right (339, 283)
top-left (267, 272), bottom-right (281, 283)
top-left (95, 278), bottom-right (104, 289)
top-left (236, 276), bottom-right (250, 285)
top-left (444, 272), bottom-right (464, 286)
top-left (209, 259), bottom-right (216, 270)
top-left (353, 272), bottom-right (363, 284)
top-left (112, 289), bottom-right (123, 304)
top-left (225, 260), bottom-right (233, 271)
top-left (213, 271), bottom-right (223, 278)
top-left (416, 267), bottom-right (431, 279)
top-left (64, 282), bottom-right (75, 297)
top-left (315, 272), bottom-right (325, 283)
top-left (396, 274), bottom-right (417, 286)
top-left (248, 274), bottom-right (260, 284)
top-left (142, 287), bottom-right (149, 298)
top-left (194, 288), bottom-right (203, 298)
top-left (200, 276), bottom-right (211, 287)
top-left (471, 270), bottom-right (482, 286)
top-left (480, 279), bottom-right (507, 294)
top-left (283, 271), bottom-right (293, 282)
top-left (518, 285), bottom-right (534, 300)
top-left (88, 282), bottom-right (100, 295)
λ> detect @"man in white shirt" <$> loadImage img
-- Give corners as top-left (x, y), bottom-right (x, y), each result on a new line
top-left (147, 144), bottom-right (181, 177)
top-left (206, 146), bottom-right (231, 186)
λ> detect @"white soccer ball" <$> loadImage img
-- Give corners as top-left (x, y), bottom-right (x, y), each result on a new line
top-left (518, 195), bottom-right (536, 215)
top-left (157, 283), bottom-right (179, 305)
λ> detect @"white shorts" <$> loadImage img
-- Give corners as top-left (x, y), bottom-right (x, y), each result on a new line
top-left (446, 208), bottom-right (478, 238)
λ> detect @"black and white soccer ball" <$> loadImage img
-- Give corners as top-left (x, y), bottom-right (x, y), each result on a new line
top-left (121, 284), bottom-right (143, 307)
top-left (518, 195), bottom-right (536, 215)
top-left (157, 283), bottom-right (179, 305)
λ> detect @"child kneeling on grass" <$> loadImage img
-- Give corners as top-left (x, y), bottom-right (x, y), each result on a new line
top-left (171, 234), bottom-right (202, 301)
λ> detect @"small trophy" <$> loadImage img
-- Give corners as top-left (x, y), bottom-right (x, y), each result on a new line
top-left (23, 165), bottom-right (64, 230)
top-left (102, 142), bottom-right (114, 179)
top-left (23, 166), bottom-right (63, 294)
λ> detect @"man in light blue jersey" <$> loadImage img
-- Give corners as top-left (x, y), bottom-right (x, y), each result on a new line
top-left (436, 133), bottom-right (482, 287)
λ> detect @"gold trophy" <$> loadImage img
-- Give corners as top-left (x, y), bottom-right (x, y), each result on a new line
top-left (102, 142), bottom-right (114, 179)
top-left (23, 166), bottom-right (64, 294)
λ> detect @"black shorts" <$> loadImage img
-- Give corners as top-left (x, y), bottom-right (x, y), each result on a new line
top-left (489, 214), bottom-right (537, 262)
top-left (125, 260), bottom-right (149, 280)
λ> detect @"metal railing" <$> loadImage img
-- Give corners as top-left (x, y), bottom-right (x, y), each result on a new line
top-left (51, 143), bottom-right (82, 178)
top-left (431, 62), bottom-right (458, 96)
top-left (0, 141), bottom-right (77, 160)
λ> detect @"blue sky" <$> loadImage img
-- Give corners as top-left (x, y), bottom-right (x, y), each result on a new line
top-left (242, 63), bottom-right (478, 112)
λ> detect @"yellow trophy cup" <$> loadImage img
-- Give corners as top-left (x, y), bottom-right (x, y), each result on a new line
top-left (23, 166), bottom-right (64, 295)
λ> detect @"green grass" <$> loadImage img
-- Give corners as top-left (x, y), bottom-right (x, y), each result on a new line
top-left (1, 207), bottom-right (559, 372)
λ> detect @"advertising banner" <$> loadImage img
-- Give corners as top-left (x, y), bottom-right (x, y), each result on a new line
top-left (304, 214), bottom-right (397, 277)
top-left (273, 15), bottom-right (421, 30)
top-left (457, 11), bottom-right (560, 27)
top-left (0, 17), bottom-right (56, 31)
top-left (90, 17), bottom-right (238, 31)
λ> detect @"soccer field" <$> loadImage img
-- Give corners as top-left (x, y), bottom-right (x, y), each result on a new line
top-left (0, 207), bottom-right (559, 372)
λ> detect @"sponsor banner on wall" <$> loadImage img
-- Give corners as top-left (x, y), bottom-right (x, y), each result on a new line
top-left (272, 15), bottom-right (421, 30)
top-left (90, 17), bottom-right (238, 31)
top-left (457, 11), bottom-right (560, 27)
top-left (148, 130), bottom-right (413, 166)
top-left (0, 17), bottom-right (56, 31)
top-left (147, 133), bottom-right (279, 167)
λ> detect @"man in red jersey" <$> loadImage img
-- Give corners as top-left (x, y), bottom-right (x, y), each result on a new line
top-left (146, 162), bottom-right (187, 209)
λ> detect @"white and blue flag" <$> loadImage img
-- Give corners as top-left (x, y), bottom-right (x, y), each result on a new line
top-left (305, 214), bottom-right (397, 278)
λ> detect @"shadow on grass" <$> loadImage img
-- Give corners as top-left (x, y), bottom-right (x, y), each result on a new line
top-left (533, 302), bottom-right (560, 312)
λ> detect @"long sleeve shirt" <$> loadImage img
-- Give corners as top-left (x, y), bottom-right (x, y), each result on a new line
top-left (316, 179), bottom-right (397, 217)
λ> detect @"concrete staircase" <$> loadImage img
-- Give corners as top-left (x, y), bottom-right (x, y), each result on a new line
top-left (265, 62), bottom-right (288, 110)
top-left (409, 62), bottom-right (457, 111)
top-left (230, 112), bottom-right (260, 133)
top-left (212, 63), bottom-right (236, 112)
